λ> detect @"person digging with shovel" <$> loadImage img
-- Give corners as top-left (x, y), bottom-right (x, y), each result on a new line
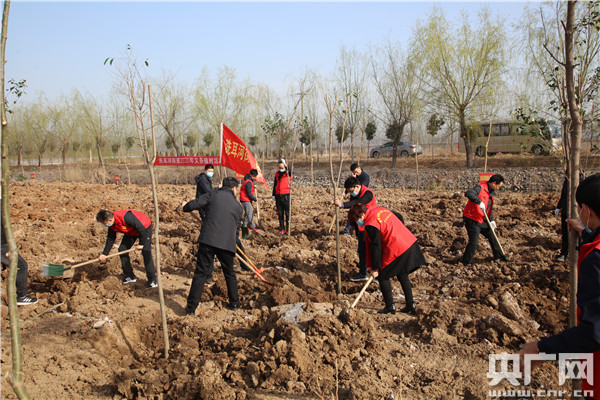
top-left (460, 174), bottom-right (507, 266)
top-left (348, 204), bottom-right (425, 315)
top-left (182, 177), bottom-right (243, 315)
top-left (96, 209), bottom-right (157, 288)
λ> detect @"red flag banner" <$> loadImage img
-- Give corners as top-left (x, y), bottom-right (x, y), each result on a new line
top-left (154, 156), bottom-right (221, 166)
top-left (220, 123), bottom-right (268, 186)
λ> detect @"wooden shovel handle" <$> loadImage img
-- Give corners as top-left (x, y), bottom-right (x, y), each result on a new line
top-left (349, 276), bottom-right (374, 309)
top-left (483, 212), bottom-right (506, 257)
top-left (70, 247), bottom-right (139, 269)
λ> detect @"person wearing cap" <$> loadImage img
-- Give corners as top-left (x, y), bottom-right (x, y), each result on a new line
top-left (272, 159), bottom-right (292, 234)
top-left (460, 174), bottom-right (505, 265)
top-left (334, 176), bottom-right (377, 281)
top-left (240, 169), bottom-right (260, 232)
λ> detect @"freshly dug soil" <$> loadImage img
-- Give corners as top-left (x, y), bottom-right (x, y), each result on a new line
top-left (1, 179), bottom-right (570, 399)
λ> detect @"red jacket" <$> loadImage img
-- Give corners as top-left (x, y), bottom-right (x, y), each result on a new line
top-left (240, 177), bottom-right (255, 202)
top-left (578, 233), bottom-right (600, 395)
top-left (274, 170), bottom-right (291, 195)
top-left (111, 210), bottom-right (151, 236)
top-left (364, 207), bottom-right (417, 270)
top-left (463, 181), bottom-right (492, 223)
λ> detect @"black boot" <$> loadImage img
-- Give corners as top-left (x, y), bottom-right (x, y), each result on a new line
top-left (400, 303), bottom-right (416, 315)
top-left (378, 305), bottom-right (396, 314)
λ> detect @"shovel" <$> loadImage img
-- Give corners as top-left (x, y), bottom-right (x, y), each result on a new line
top-left (236, 245), bottom-right (274, 286)
top-left (349, 276), bottom-right (374, 309)
top-left (483, 212), bottom-right (508, 260)
top-left (42, 247), bottom-right (139, 277)
top-left (256, 198), bottom-right (265, 230)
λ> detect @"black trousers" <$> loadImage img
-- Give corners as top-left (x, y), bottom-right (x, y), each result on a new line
top-left (119, 225), bottom-right (156, 282)
top-left (275, 194), bottom-right (290, 231)
top-left (461, 217), bottom-right (503, 265)
top-left (350, 222), bottom-right (367, 275)
top-left (379, 273), bottom-right (413, 308)
top-left (186, 243), bottom-right (238, 312)
top-left (1, 245), bottom-right (28, 298)
top-left (560, 211), bottom-right (569, 256)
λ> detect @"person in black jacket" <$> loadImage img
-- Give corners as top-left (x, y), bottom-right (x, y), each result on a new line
top-left (182, 177), bottom-right (243, 315)
top-left (1, 220), bottom-right (37, 305)
top-left (343, 163), bottom-right (371, 235)
top-left (334, 176), bottom-right (377, 282)
top-left (519, 173), bottom-right (600, 396)
top-left (194, 164), bottom-right (215, 220)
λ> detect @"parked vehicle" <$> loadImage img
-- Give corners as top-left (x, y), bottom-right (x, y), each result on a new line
top-left (369, 141), bottom-right (423, 158)
top-left (458, 119), bottom-right (562, 157)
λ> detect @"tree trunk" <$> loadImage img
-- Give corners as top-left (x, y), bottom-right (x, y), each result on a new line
top-left (459, 110), bottom-right (473, 168)
top-left (1, 0), bottom-right (31, 397)
top-left (565, 0), bottom-right (583, 331)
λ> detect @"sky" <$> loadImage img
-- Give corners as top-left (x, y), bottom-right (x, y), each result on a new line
top-left (5, 1), bottom-right (532, 102)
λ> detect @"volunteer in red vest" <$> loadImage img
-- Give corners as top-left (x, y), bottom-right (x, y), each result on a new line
top-left (348, 204), bottom-right (425, 315)
top-left (96, 209), bottom-right (157, 288)
top-left (241, 169), bottom-right (259, 232)
top-left (461, 174), bottom-right (505, 265)
top-left (334, 176), bottom-right (377, 282)
top-left (272, 159), bottom-right (292, 234)
top-left (520, 173), bottom-right (600, 398)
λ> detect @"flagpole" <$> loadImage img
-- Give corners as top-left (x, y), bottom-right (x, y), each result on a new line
top-left (219, 122), bottom-right (223, 164)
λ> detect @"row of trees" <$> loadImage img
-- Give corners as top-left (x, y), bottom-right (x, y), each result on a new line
top-left (5, 3), bottom-right (600, 169)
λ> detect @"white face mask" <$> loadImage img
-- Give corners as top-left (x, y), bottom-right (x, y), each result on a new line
top-left (580, 205), bottom-right (593, 233)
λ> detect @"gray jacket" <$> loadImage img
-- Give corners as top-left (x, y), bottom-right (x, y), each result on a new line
top-left (183, 187), bottom-right (242, 253)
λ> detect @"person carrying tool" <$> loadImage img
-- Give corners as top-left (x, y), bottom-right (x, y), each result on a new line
top-left (1, 219), bottom-right (38, 305)
top-left (334, 176), bottom-right (377, 282)
top-left (272, 159), bottom-right (292, 234)
top-left (240, 169), bottom-right (260, 232)
top-left (460, 174), bottom-right (505, 266)
top-left (182, 177), bottom-right (243, 315)
top-left (96, 209), bottom-right (157, 288)
top-left (348, 204), bottom-right (425, 315)
top-left (194, 164), bottom-right (215, 220)
top-left (519, 173), bottom-right (600, 396)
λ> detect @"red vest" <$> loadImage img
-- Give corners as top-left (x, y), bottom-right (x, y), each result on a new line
top-left (111, 210), bottom-right (151, 236)
top-left (463, 182), bottom-right (493, 223)
top-left (577, 233), bottom-right (600, 395)
top-left (274, 171), bottom-right (291, 195)
top-left (358, 185), bottom-right (377, 209)
top-left (364, 207), bottom-right (417, 270)
top-left (240, 178), bottom-right (255, 202)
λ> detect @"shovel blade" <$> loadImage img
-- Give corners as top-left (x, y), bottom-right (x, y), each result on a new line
top-left (41, 263), bottom-right (70, 277)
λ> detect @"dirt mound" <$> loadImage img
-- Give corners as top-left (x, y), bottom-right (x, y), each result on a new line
top-left (1, 181), bottom-right (571, 399)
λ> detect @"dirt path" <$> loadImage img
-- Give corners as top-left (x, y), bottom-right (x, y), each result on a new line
top-left (1, 181), bottom-right (569, 399)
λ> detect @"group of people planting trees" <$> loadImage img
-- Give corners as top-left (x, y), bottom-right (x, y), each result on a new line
top-left (4, 160), bottom-right (600, 396)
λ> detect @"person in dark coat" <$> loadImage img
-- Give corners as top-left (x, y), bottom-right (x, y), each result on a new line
top-left (334, 176), bottom-right (377, 282)
top-left (519, 173), bottom-right (600, 397)
top-left (240, 169), bottom-right (259, 231)
top-left (348, 204), bottom-right (425, 315)
top-left (1, 219), bottom-right (37, 305)
top-left (272, 159), bottom-right (292, 234)
top-left (194, 164), bottom-right (215, 220)
top-left (96, 209), bottom-right (156, 288)
top-left (343, 163), bottom-right (371, 235)
top-left (460, 174), bottom-right (505, 265)
top-left (182, 177), bottom-right (243, 314)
